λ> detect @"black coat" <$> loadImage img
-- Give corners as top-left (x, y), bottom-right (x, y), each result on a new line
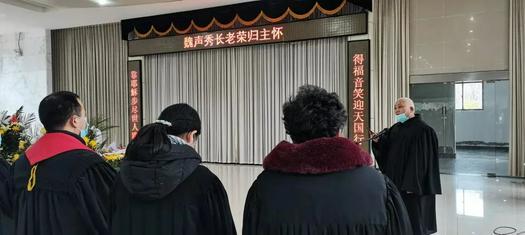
top-left (372, 115), bottom-right (442, 235)
top-left (243, 137), bottom-right (413, 235)
top-left (10, 131), bottom-right (117, 235)
top-left (0, 158), bottom-right (13, 235)
top-left (111, 142), bottom-right (236, 235)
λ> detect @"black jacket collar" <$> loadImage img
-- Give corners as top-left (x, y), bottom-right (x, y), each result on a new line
top-left (48, 130), bottom-right (86, 144)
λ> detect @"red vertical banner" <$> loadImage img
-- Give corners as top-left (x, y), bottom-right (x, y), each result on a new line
top-left (348, 40), bottom-right (370, 152)
top-left (128, 60), bottom-right (142, 140)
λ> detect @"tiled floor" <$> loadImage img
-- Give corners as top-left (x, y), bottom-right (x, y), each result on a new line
top-left (204, 163), bottom-right (525, 235)
top-left (439, 148), bottom-right (509, 176)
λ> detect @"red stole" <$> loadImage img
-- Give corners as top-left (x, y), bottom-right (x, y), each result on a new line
top-left (25, 133), bottom-right (93, 166)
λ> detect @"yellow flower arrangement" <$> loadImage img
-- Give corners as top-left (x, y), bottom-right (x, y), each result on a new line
top-left (19, 140), bottom-right (27, 150)
top-left (1, 106), bottom-right (35, 164)
top-left (11, 124), bottom-right (21, 132)
top-left (104, 153), bottom-right (124, 161)
top-left (103, 152), bottom-right (125, 169)
top-left (83, 136), bottom-right (98, 150)
top-left (12, 154), bottom-right (20, 162)
top-left (78, 116), bottom-right (122, 169)
top-left (0, 126), bottom-right (7, 135)
top-left (88, 140), bottom-right (97, 149)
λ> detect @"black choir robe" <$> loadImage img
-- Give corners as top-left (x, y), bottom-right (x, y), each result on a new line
top-left (372, 114), bottom-right (442, 235)
top-left (10, 131), bottom-right (116, 235)
top-left (110, 141), bottom-right (236, 235)
top-left (0, 158), bottom-right (13, 235)
top-left (243, 137), bottom-right (413, 235)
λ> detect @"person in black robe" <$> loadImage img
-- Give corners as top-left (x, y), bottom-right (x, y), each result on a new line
top-left (243, 85), bottom-right (413, 235)
top-left (372, 97), bottom-right (442, 235)
top-left (111, 103), bottom-right (236, 235)
top-left (0, 158), bottom-right (14, 235)
top-left (9, 91), bottom-right (116, 235)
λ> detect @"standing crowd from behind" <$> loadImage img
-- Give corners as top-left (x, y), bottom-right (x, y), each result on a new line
top-left (0, 85), bottom-right (440, 235)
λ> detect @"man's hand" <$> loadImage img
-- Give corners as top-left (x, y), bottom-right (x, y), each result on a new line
top-left (369, 130), bottom-right (380, 143)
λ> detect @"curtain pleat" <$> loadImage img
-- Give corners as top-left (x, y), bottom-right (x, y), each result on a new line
top-left (51, 23), bottom-right (129, 145)
top-left (143, 37), bottom-right (348, 164)
top-left (509, 0), bottom-right (525, 177)
top-left (371, 0), bottom-right (411, 132)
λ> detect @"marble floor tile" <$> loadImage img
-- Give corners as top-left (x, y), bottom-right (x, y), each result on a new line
top-left (204, 164), bottom-right (525, 235)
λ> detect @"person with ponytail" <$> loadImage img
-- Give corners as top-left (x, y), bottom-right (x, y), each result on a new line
top-left (110, 103), bottom-right (236, 235)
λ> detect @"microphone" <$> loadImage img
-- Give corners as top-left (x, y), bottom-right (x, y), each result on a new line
top-left (354, 128), bottom-right (389, 144)
top-left (373, 128), bottom-right (389, 139)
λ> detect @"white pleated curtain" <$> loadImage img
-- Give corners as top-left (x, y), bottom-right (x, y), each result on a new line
top-left (509, 0), bottom-right (525, 177)
top-left (52, 23), bottom-right (129, 145)
top-left (143, 37), bottom-right (348, 164)
top-left (370, 0), bottom-right (411, 131)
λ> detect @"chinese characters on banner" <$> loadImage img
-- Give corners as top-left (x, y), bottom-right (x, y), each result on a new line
top-left (348, 40), bottom-right (370, 151)
top-left (128, 61), bottom-right (142, 140)
top-left (352, 53), bottom-right (366, 144)
top-left (183, 26), bottom-right (285, 49)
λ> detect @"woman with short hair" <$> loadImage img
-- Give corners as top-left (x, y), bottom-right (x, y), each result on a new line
top-left (242, 85), bottom-right (413, 235)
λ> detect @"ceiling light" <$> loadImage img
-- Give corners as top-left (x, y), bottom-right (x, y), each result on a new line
top-left (469, 30), bottom-right (474, 33)
top-left (470, 16), bottom-right (475, 21)
top-left (92, 0), bottom-right (112, 6)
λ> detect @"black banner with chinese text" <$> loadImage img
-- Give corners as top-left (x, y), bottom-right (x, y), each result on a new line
top-left (121, 0), bottom-right (371, 40)
top-left (348, 40), bottom-right (370, 152)
top-left (128, 13), bottom-right (367, 56)
top-left (128, 60), bottom-right (143, 140)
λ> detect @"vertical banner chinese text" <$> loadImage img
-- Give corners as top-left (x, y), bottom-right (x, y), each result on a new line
top-left (348, 40), bottom-right (370, 152)
top-left (128, 60), bottom-right (143, 140)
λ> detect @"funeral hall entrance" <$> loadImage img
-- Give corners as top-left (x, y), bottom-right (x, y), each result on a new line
top-left (410, 71), bottom-right (510, 176)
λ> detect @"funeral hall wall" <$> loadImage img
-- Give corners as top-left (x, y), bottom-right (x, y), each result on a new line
top-left (0, 30), bottom-right (50, 117)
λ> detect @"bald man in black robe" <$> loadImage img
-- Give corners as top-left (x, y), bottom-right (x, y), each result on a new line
top-left (372, 98), bottom-right (442, 235)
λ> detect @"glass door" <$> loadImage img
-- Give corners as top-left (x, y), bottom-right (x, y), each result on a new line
top-left (410, 82), bottom-right (456, 172)
top-left (410, 79), bottom-right (510, 176)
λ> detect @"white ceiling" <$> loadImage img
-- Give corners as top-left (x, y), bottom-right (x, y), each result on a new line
top-left (3, 0), bottom-right (187, 9)
top-left (0, 0), bottom-right (253, 33)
